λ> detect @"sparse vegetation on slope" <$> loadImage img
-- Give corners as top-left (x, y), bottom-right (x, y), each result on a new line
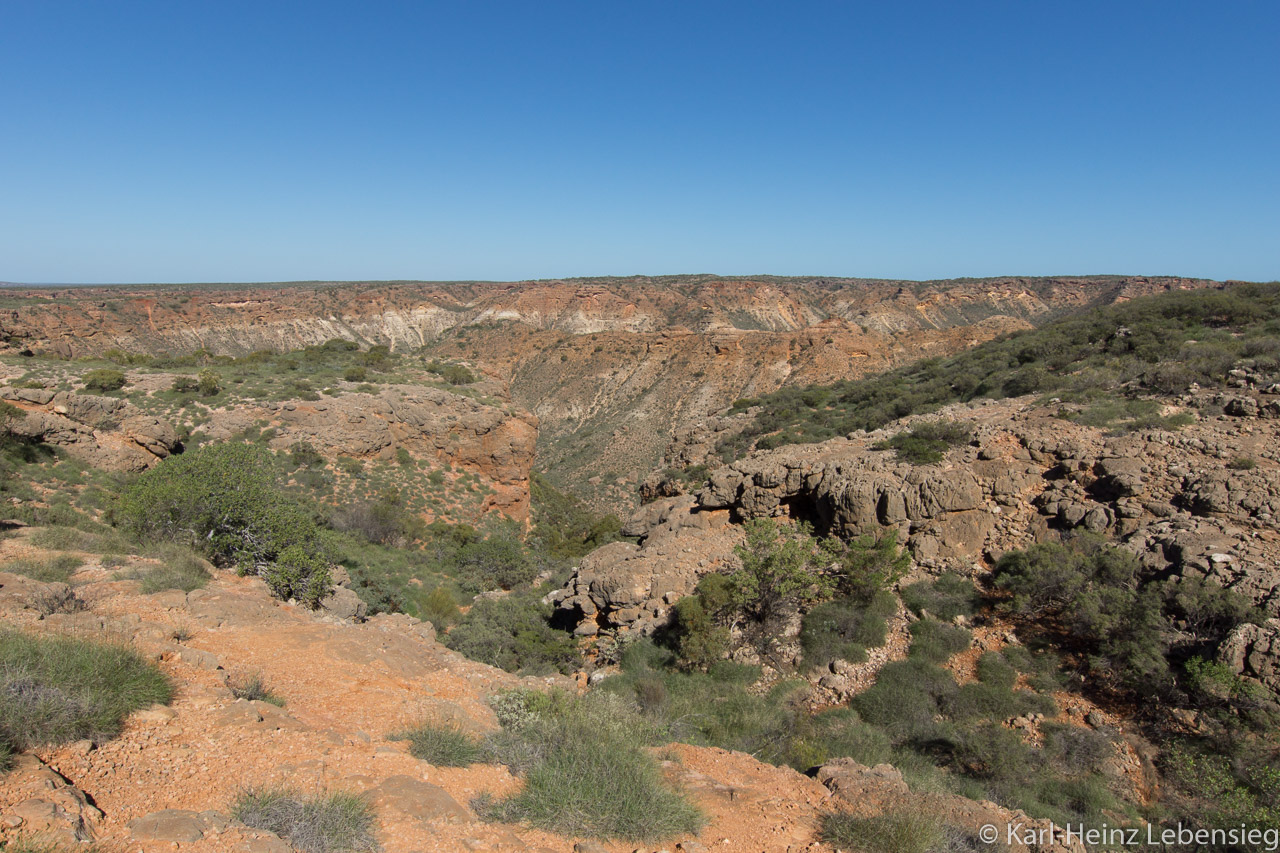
top-left (231, 787), bottom-right (378, 853)
top-left (723, 281), bottom-right (1280, 455)
top-left (993, 537), bottom-right (1265, 699)
top-left (0, 840), bottom-right (106, 853)
top-left (819, 809), bottom-right (946, 853)
top-left (477, 689), bottom-right (704, 842)
top-left (529, 473), bottom-right (623, 560)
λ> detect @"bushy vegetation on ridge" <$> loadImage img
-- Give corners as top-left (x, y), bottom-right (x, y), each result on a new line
top-left (722, 281), bottom-right (1280, 456)
top-left (114, 442), bottom-right (336, 606)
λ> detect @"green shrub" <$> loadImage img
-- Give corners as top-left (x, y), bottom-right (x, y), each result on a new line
top-left (420, 586), bottom-right (461, 628)
top-left (426, 360), bottom-right (476, 385)
top-left (671, 577), bottom-right (731, 669)
top-left (901, 572), bottom-right (982, 621)
top-left (873, 420), bottom-right (973, 465)
top-left (171, 375), bottom-right (200, 394)
top-left (1228, 456), bottom-right (1257, 470)
top-left (341, 562), bottom-right (406, 616)
top-left (950, 722), bottom-right (1038, 781)
top-left (1040, 723), bottom-right (1117, 777)
top-left (231, 788), bottom-right (377, 853)
top-left (114, 443), bottom-right (333, 606)
top-left (819, 809), bottom-right (945, 853)
top-left (908, 618), bottom-right (972, 663)
top-left (478, 690), bottom-right (703, 841)
top-left (454, 533), bottom-right (538, 592)
top-left (800, 591), bottom-right (896, 669)
top-left (444, 594), bottom-right (580, 675)
top-left (288, 441), bottom-right (325, 469)
top-left (0, 630), bottom-right (171, 755)
top-left (342, 366), bottom-right (367, 383)
top-left (834, 529), bottom-right (911, 602)
top-left (943, 679), bottom-right (1053, 724)
top-left (797, 706), bottom-right (895, 768)
top-left (994, 540), bottom-right (1261, 697)
top-left (82, 368), bottom-right (126, 392)
top-left (1016, 774), bottom-right (1119, 825)
top-left (260, 545), bottom-right (333, 606)
top-left (852, 657), bottom-right (956, 742)
top-left (1165, 574), bottom-right (1264, 642)
top-left (359, 344), bottom-right (394, 370)
top-left (600, 642), bottom-right (807, 764)
top-left (397, 721), bottom-right (482, 766)
top-left (196, 368), bottom-right (221, 397)
top-left (724, 518), bottom-right (841, 665)
top-left (1161, 741), bottom-right (1280, 833)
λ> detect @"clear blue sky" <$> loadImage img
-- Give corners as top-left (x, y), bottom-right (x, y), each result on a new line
top-left (2, 1), bottom-right (1276, 284)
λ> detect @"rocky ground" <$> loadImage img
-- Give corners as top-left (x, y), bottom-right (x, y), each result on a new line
top-left (0, 522), bottom-right (1103, 853)
top-left (0, 366), bottom-right (538, 525)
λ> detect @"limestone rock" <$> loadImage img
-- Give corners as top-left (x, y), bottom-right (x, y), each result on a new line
top-left (0, 388), bottom-right (178, 471)
top-left (1219, 621), bottom-right (1280, 695)
top-left (319, 585), bottom-right (368, 622)
top-left (370, 775), bottom-right (470, 823)
top-left (128, 809), bottom-right (212, 843)
top-left (553, 500), bottom-right (741, 634)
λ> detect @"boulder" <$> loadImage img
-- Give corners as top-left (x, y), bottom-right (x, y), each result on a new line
top-left (319, 585), bottom-right (367, 622)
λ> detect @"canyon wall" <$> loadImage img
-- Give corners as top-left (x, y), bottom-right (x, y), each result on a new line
top-left (0, 275), bottom-right (1224, 511)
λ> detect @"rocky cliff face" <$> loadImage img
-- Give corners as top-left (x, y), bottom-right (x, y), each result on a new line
top-left (556, 387), bottom-right (1280, 693)
top-left (0, 275), bottom-right (1220, 358)
top-left (0, 275), bottom-right (1224, 513)
top-left (0, 387), bottom-right (179, 472)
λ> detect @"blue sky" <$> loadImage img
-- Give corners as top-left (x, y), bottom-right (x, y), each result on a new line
top-left (2, 1), bottom-right (1276, 283)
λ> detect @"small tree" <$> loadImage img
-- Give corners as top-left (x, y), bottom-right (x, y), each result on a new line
top-left (673, 574), bottom-right (733, 669)
top-left (725, 518), bottom-right (840, 666)
top-left (196, 368), bottom-right (221, 397)
top-left (834, 529), bottom-right (911, 602)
